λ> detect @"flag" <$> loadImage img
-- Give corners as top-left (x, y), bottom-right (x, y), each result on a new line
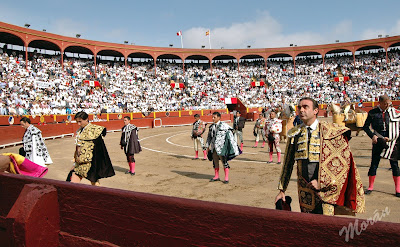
top-left (251, 81), bottom-right (265, 87)
top-left (334, 76), bottom-right (349, 82)
top-left (206, 30), bottom-right (210, 36)
top-left (177, 31), bottom-right (182, 36)
top-left (84, 80), bottom-right (101, 87)
top-left (170, 82), bottom-right (184, 89)
top-left (223, 98), bottom-right (237, 104)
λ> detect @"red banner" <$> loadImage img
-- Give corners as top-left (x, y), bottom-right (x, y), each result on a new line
top-left (334, 76), bottom-right (349, 82)
top-left (170, 83), bottom-right (184, 89)
top-left (221, 98), bottom-right (237, 104)
top-left (251, 81), bottom-right (265, 87)
top-left (84, 80), bottom-right (101, 87)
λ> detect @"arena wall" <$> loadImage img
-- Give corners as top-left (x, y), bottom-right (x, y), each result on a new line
top-left (0, 173), bottom-right (399, 246)
top-left (0, 111), bottom-right (232, 146)
top-left (1, 101), bottom-right (400, 146)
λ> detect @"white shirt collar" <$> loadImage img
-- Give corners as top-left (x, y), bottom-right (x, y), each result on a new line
top-left (307, 119), bottom-right (319, 131)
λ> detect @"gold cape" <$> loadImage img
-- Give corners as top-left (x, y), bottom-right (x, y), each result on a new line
top-left (278, 121), bottom-right (365, 214)
top-left (74, 124), bottom-right (105, 177)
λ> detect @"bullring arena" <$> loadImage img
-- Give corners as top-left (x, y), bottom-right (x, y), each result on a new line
top-left (1, 20), bottom-right (400, 245)
top-left (3, 116), bottom-right (400, 222)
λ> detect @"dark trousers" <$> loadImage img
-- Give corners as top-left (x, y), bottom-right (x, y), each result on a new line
top-left (126, 154), bottom-right (135, 163)
top-left (368, 144), bottom-right (400, 176)
top-left (212, 150), bottom-right (229, 169)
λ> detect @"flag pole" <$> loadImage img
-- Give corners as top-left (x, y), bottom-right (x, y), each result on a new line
top-left (180, 34), bottom-right (183, 48)
top-left (208, 31), bottom-right (211, 49)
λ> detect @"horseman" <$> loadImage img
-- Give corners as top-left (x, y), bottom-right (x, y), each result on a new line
top-left (329, 101), bottom-right (367, 137)
top-left (279, 98), bottom-right (296, 142)
top-left (341, 95), bottom-right (352, 121)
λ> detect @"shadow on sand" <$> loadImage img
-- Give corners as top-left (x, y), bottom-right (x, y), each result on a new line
top-left (171, 170), bottom-right (211, 180)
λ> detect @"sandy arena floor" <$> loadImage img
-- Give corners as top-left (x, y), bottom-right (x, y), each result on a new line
top-left (3, 117), bottom-right (399, 223)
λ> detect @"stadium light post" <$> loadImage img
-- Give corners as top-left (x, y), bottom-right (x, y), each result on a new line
top-left (24, 23), bottom-right (30, 28)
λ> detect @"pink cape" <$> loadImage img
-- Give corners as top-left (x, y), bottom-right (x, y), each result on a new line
top-left (8, 155), bottom-right (48, 178)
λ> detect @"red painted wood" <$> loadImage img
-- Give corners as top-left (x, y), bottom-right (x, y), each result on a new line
top-left (0, 173), bottom-right (399, 246)
top-left (0, 115), bottom-right (231, 145)
top-left (4, 183), bottom-right (59, 247)
top-left (3, 100), bottom-right (397, 146)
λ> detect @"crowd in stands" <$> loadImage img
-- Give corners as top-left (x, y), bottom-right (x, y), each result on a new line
top-left (1, 44), bottom-right (400, 116)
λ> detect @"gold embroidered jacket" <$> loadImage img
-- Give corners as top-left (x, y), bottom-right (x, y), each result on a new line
top-left (75, 123), bottom-right (105, 165)
top-left (278, 121), bottom-right (365, 213)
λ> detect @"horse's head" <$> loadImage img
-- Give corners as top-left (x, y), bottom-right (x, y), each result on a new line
top-left (281, 104), bottom-right (296, 119)
top-left (328, 103), bottom-right (341, 114)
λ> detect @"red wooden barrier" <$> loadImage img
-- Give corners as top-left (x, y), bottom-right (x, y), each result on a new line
top-left (0, 173), bottom-right (399, 246)
top-left (0, 114), bottom-right (230, 145)
top-left (0, 182), bottom-right (59, 247)
top-left (1, 102), bottom-right (399, 126)
top-left (154, 111), bottom-right (179, 118)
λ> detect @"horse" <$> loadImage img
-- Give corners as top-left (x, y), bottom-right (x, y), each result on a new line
top-left (327, 103), bottom-right (368, 136)
top-left (279, 104), bottom-right (296, 142)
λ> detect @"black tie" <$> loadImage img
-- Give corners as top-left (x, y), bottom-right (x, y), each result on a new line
top-left (305, 126), bottom-right (318, 182)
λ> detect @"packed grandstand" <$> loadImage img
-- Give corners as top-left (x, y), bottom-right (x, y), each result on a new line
top-left (1, 22), bottom-right (400, 116)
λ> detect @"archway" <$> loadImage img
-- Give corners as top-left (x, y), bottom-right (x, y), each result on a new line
top-left (295, 51), bottom-right (322, 76)
top-left (96, 49), bottom-right (125, 66)
top-left (28, 39), bottom-right (61, 58)
top-left (239, 54), bottom-right (265, 66)
top-left (267, 53), bottom-right (294, 76)
top-left (355, 45), bottom-right (385, 56)
top-left (64, 45), bottom-right (94, 60)
top-left (387, 42), bottom-right (400, 61)
top-left (127, 52), bottom-right (154, 66)
top-left (239, 54), bottom-right (265, 80)
top-left (63, 45), bottom-right (95, 80)
top-left (184, 55), bottom-right (210, 70)
top-left (156, 54), bottom-right (184, 80)
top-left (0, 31), bottom-right (25, 60)
top-left (325, 49), bottom-right (352, 59)
top-left (212, 55), bottom-right (238, 71)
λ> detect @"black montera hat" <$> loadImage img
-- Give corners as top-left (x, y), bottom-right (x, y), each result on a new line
top-left (275, 196), bottom-right (292, 211)
top-left (377, 137), bottom-right (389, 149)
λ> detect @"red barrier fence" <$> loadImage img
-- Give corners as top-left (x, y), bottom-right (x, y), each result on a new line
top-left (0, 109), bottom-right (229, 126)
top-left (2, 101), bottom-right (399, 146)
top-left (0, 114), bottom-right (231, 146)
top-left (2, 100), bottom-right (399, 127)
top-left (0, 173), bottom-right (399, 246)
